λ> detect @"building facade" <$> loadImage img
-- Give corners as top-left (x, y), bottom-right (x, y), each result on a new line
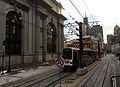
top-left (107, 34), bottom-right (113, 46)
top-left (89, 25), bottom-right (103, 38)
top-left (83, 16), bottom-right (89, 35)
top-left (65, 35), bottom-right (98, 51)
top-left (107, 32), bottom-right (120, 54)
top-left (110, 25), bottom-right (120, 53)
top-left (89, 25), bottom-right (104, 51)
top-left (0, 0), bottom-right (66, 69)
top-left (82, 35), bottom-right (98, 50)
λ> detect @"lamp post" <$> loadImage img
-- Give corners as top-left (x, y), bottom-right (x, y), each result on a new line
top-left (7, 21), bottom-right (11, 72)
top-left (1, 46), bottom-right (5, 74)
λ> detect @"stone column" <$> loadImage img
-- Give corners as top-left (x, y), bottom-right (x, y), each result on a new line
top-left (57, 20), bottom-right (60, 54)
top-left (41, 14), bottom-right (48, 62)
top-left (57, 20), bottom-right (64, 54)
top-left (34, 12), bottom-right (41, 63)
top-left (35, 14), bottom-right (41, 53)
top-left (61, 24), bottom-right (64, 49)
top-left (57, 20), bottom-right (61, 54)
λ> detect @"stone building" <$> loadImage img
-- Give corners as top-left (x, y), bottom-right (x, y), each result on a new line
top-left (0, 0), bottom-right (66, 69)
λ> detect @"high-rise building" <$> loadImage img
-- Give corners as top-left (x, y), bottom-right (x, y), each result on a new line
top-left (88, 25), bottom-right (104, 54)
top-left (83, 15), bottom-right (89, 35)
top-left (89, 25), bottom-right (103, 39)
top-left (107, 34), bottom-right (113, 45)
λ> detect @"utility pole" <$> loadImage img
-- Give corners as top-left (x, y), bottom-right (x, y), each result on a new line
top-left (76, 21), bottom-right (84, 68)
top-left (65, 21), bottom-right (84, 68)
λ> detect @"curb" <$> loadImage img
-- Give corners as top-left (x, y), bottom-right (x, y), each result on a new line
top-left (76, 61), bottom-right (100, 76)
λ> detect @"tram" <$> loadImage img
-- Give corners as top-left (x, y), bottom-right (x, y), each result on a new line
top-left (62, 47), bottom-right (97, 71)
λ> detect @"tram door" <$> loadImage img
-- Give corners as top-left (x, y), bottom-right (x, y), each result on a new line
top-left (73, 50), bottom-right (79, 68)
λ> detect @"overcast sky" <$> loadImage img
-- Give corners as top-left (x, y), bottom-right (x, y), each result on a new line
top-left (56, 0), bottom-right (120, 43)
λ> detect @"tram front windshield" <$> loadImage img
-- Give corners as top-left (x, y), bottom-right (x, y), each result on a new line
top-left (62, 49), bottom-right (72, 59)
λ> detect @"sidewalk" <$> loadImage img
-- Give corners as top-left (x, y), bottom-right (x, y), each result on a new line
top-left (0, 64), bottom-right (57, 87)
top-left (110, 54), bottom-right (120, 87)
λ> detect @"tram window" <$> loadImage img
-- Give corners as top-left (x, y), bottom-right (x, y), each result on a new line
top-left (62, 49), bottom-right (72, 59)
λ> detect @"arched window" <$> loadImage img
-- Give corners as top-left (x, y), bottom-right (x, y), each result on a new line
top-left (5, 11), bottom-right (22, 55)
top-left (47, 22), bottom-right (56, 53)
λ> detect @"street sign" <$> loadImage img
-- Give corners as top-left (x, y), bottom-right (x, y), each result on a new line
top-left (55, 57), bottom-right (64, 67)
top-left (55, 57), bottom-right (64, 86)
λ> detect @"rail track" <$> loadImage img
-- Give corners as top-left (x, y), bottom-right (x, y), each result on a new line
top-left (12, 69), bottom-right (72, 87)
top-left (53, 59), bottom-right (102, 87)
top-left (53, 56), bottom-right (111, 87)
top-left (77, 57), bottom-right (111, 87)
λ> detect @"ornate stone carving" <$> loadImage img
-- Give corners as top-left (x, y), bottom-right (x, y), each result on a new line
top-left (2, 0), bottom-right (29, 12)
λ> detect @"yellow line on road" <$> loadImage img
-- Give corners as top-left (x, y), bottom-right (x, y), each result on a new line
top-left (73, 62), bottom-right (100, 87)
top-left (74, 69), bottom-right (92, 87)
top-left (59, 61), bottom-right (101, 87)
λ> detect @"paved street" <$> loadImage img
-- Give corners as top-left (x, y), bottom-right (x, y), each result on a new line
top-left (0, 65), bottom-right (57, 87)
top-left (0, 54), bottom-right (120, 87)
top-left (77, 54), bottom-right (120, 87)
top-left (78, 56), bottom-right (110, 87)
top-left (55, 54), bottom-right (120, 87)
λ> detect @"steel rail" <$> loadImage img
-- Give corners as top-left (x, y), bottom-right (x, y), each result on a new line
top-left (12, 69), bottom-right (72, 87)
top-left (79, 58), bottom-right (110, 87)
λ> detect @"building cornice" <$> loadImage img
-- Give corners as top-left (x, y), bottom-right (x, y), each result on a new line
top-left (51, 0), bottom-right (63, 8)
top-left (1, 0), bottom-right (29, 12)
top-left (38, 0), bottom-right (67, 21)
top-left (2, 0), bottom-right (67, 21)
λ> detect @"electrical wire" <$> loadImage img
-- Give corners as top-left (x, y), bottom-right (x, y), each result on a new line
top-left (69, 0), bottom-right (84, 18)
top-left (81, 0), bottom-right (95, 20)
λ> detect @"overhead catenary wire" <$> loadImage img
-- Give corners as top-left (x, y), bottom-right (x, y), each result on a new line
top-left (62, 9), bottom-right (80, 37)
top-left (68, 0), bottom-right (99, 25)
top-left (69, 0), bottom-right (84, 18)
top-left (62, 7), bottom-right (79, 33)
top-left (57, 0), bottom-right (82, 38)
top-left (81, 0), bottom-right (95, 20)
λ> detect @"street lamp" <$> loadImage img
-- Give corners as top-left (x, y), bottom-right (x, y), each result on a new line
top-left (7, 17), bottom-right (15, 72)
top-left (1, 46), bottom-right (5, 74)
top-left (7, 21), bottom-right (12, 72)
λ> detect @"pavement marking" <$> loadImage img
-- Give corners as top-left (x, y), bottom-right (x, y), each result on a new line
top-left (73, 68), bottom-right (92, 87)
